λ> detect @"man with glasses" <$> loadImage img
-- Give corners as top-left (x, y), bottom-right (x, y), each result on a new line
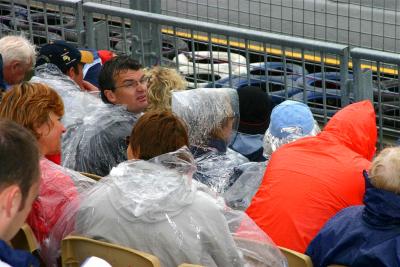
top-left (62, 56), bottom-right (149, 177)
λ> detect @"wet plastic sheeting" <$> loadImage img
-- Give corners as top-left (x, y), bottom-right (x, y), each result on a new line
top-left (44, 147), bottom-right (287, 267)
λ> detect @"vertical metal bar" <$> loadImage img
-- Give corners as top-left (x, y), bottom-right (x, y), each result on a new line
top-left (43, 3), bottom-right (49, 43)
top-left (121, 18), bottom-right (128, 54)
top-left (58, 5), bottom-right (65, 40)
top-left (301, 49), bottom-right (307, 103)
top-left (245, 39), bottom-right (250, 86)
top-left (263, 42), bottom-right (270, 94)
top-left (227, 36), bottom-right (233, 88)
top-left (139, 22), bottom-right (145, 65)
top-left (282, 47), bottom-right (288, 99)
top-left (173, 27), bottom-right (179, 69)
top-left (27, 1), bottom-right (33, 42)
top-left (75, 1), bottom-right (84, 46)
top-left (376, 61), bottom-right (383, 150)
top-left (105, 15), bottom-right (110, 50)
top-left (11, 0), bottom-right (17, 34)
top-left (321, 51), bottom-right (328, 124)
top-left (84, 10), bottom-right (95, 49)
top-left (190, 29), bottom-right (197, 88)
top-left (352, 56), bottom-right (362, 101)
top-left (339, 48), bottom-right (350, 106)
top-left (207, 33), bottom-right (215, 87)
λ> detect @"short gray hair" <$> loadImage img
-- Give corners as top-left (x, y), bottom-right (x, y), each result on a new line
top-left (0, 35), bottom-right (36, 65)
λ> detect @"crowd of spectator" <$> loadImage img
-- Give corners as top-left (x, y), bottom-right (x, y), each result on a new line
top-left (0, 33), bottom-right (397, 267)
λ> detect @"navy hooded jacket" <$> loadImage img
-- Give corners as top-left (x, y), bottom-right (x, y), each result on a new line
top-left (306, 171), bottom-right (400, 267)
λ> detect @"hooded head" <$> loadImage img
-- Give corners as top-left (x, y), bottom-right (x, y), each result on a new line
top-left (321, 100), bottom-right (376, 161)
top-left (263, 100), bottom-right (320, 157)
top-left (172, 88), bottom-right (239, 149)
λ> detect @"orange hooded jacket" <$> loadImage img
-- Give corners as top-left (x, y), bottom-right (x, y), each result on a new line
top-left (246, 100), bottom-right (377, 253)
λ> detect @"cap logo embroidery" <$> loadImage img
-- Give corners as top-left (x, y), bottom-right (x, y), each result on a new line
top-left (63, 55), bottom-right (71, 62)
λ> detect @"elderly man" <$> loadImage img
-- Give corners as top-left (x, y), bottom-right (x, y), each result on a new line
top-left (0, 35), bottom-right (36, 90)
top-left (62, 56), bottom-right (149, 177)
top-left (0, 120), bottom-right (41, 266)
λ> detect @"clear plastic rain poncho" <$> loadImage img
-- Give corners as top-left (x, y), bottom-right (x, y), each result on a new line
top-left (172, 88), bottom-right (249, 193)
top-left (62, 104), bottom-right (139, 177)
top-left (27, 158), bottom-right (95, 256)
top-left (31, 64), bottom-right (103, 129)
top-left (44, 147), bottom-right (287, 267)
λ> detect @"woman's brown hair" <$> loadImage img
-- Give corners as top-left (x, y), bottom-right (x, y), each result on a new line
top-left (129, 110), bottom-right (189, 160)
top-left (0, 82), bottom-right (64, 139)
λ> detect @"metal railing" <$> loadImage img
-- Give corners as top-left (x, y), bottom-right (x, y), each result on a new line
top-left (351, 48), bottom-right (400, 146)
top-left (0, 0), bottom-right (84, 45)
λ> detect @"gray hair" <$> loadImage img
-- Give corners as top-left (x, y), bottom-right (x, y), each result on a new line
top-left (0, 35), bottom-right (36, 65)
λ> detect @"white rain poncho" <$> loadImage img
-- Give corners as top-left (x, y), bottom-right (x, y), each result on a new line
top-left (44, 147), bottom-right (287, 267)
top-left (31, 64), bottom-right (103, 129)
top-left (172, 88), bottom-right (249, 193)
top-left (62, 104), bottom-right (139, 177)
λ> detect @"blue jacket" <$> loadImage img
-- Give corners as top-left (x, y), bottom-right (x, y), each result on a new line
top-left (306, 171), bottom-right (400, 267)
top-left (0, 240), bottom-right (39, 267)
top-left (0, 54), bottom-right (6, 91)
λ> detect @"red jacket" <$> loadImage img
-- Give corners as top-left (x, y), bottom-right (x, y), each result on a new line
top-left (246, 100), bottom-right (377, 253)
top-left (27, 158), bottom-right (78, 244)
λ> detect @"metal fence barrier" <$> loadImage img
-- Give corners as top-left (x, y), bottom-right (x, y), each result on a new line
top-left (0, 0), bottom-right (399, 144)
top-left (0, 0), bottom-right (84, 46)
top-left (352, 48), bottom-right (400, 146)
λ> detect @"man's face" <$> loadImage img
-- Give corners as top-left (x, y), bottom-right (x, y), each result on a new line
top-left (106, 69), bottom-right (149, 113)
top-left (69, 63), bottom-right (85, 90)
top-left (4, 180), bottom-right (39, 242)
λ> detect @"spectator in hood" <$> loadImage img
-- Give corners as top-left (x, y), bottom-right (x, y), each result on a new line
top-left (172, 88), bottom-right (249, 193)
top-left (230, 86), bottom-right (273, 162)
top-left (0, 82), bottom-right (93, 247)
top-left (36, 40), bottom-right (97, 92)
top-left (0, 35), bottom-right (36, 91)
top-left (246, 100), bottom-right (377, 253)
top-left (51, 110), bottom-right (286, 267)
top-left (307, 147), bottom-right (400, 267)
top-left (0, 120), bottom-right (40, 267)
top-left (62, 56), bottom-right (148, 177)
top-left (225, 100), bottom-right (320, 210)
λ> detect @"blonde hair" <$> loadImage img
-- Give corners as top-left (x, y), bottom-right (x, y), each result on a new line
top-left (0, 35), bottom-right (36, 65)
top-left (0, 82), bottom-right (64, 139)
top-left (369, 147), bottom-right (400, 194)
top-left (146, 66), bottom-right (187, 112)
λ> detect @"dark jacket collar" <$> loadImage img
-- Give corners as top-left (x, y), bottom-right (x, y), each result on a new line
top-left (0, 240), bottom-right (39, 267)
top-left (362, 171), bottom-right (400, 228)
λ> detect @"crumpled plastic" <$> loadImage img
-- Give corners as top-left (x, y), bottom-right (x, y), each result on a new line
top-left (193, 148), bottom-right (249, 193)
top-left (172, 88), bottom-right (239, 147)
top-left (26, 158), bottom-right (95, 258)
top-left (263, 121), bottom-right (321, 158)
top-left (31, 64), bottom-right (103, 129)
top-left (224, 162), bottom-right (267, 210)
top-left (43, 147), bottom-right (287, 267)
top-left (62, 104), bottom-right (139, 177)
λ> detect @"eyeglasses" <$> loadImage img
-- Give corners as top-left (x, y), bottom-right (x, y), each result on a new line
top-left (114, 76), bottom-right (150, 90)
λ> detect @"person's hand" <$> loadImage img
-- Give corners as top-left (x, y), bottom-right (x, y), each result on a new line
top-left (82, 80), bottom-right (99, 92)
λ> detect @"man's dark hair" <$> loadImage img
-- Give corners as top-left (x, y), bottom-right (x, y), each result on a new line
top-left (98, 56), bottom-right (142, 104)
top-left (0, 119), bottom-right (40, 210)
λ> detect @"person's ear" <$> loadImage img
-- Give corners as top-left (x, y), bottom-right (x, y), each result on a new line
top-left (9, 60), bottom-right (20, 74)
top-left (104, 89), bottom-right (117, 104)
top-left (0, 185), bottom-right (22, 218)
top-left (67, 67), bottom-right (76, 80)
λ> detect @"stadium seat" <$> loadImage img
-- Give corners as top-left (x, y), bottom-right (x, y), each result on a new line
top-left (61, 235), bottom-right (161, 267)
top-left (278, 246), bottom-right (313, 267)
top-left (79, 172), bottom-right (102, 181)
top-left (10, 223), bottom-right (38, 252)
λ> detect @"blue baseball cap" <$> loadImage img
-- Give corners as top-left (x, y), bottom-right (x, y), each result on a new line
top-left (269, 100), bottom-right (315, 139)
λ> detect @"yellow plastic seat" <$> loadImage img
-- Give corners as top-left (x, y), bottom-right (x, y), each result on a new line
top-left (10, 223), bottom-right (38, 253)
top-left (278, 246), bottom-right (313, 267)
top-left (79, 172), bottom-right (102, 181)
top-left (61, 235), bottom-right (161, 267)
